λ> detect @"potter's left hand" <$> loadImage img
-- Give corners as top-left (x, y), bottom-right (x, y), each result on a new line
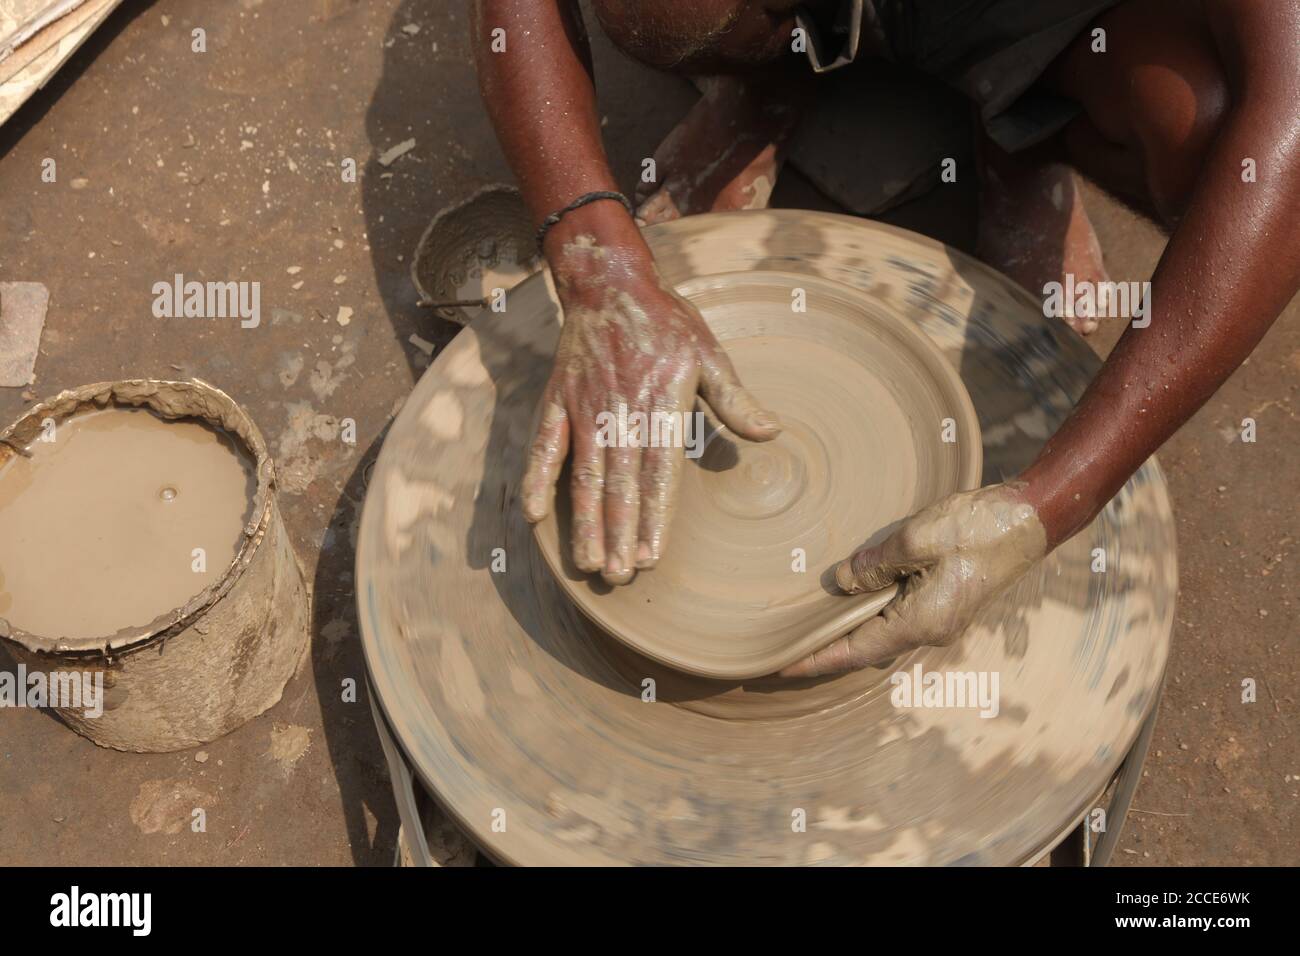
top-left (780, 483), bottom-right (1048, 677)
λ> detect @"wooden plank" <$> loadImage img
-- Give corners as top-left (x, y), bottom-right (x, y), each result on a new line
top-left (0, 0), bottom-right (121, 126)
top-left (0, 1), bottom-right (86, 59)
top-left (0, 0), bottom-right (103, 83)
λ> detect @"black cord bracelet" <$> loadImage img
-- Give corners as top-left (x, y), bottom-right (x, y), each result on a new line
top-left (535, 190), bottom-right (635, 251)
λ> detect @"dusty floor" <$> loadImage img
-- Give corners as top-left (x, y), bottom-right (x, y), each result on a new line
top-left (0, 0), bottom-right (1294, 866)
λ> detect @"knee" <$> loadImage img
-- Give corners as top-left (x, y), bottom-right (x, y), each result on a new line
top-left (589, 0), bottom-right (706, 71)
top-left (591, 0), bottom-right (765, 73)
top-left (1128, 50), bottom-right (1230, 223)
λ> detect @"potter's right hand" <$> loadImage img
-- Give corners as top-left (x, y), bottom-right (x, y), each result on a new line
top-left (521, 240), bottom-right (780, 585)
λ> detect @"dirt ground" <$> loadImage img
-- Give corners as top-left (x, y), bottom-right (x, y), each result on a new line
top-left (0, 0), bottom-right (1294, 866)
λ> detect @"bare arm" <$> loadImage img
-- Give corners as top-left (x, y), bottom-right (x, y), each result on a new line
top-left (786, 0), bottom-right (1300, 677)
top-left (472, 0), bottom-right (645, 261)
top-left (472, 1), bottom-right (778, 584)
top-left (1022, 0), bottom-right (1300, 547)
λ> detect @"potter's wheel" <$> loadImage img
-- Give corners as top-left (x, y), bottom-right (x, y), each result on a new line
top-left (358, 210), bottom-right (1177, 866)
top-left (534, 270), bottom-right (983, 679)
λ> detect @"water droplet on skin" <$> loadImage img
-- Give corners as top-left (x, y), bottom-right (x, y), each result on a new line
top-left (160, 487), bottom-right (177, 501)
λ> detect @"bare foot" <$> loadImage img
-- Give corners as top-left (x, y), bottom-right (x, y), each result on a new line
top-left (977, 160), bottom-right (1109, 336)
top-left (635, 75), bottom-right (807, 225)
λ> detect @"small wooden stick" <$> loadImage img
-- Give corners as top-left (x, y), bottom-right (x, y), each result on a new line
top-left (418, 297), bottom-right (487, 309)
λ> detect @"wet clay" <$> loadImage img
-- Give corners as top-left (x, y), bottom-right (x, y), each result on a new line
top-left (356, 210), bottom-right (1178, 866)
top-left (0, 407), bottom-right (255, 641)
top-left (533, 270), bottom-right (982, 678)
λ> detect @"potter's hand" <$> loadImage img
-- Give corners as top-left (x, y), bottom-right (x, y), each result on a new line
top-left (522, 261), bottom-right (780, 585)
top-left (781, 483), bottom-right (1048, 677)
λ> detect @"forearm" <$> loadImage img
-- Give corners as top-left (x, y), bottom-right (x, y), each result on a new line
top-left (471, 0), bottom-right (648, 266)
top-left (1022, 18), bottom-right (1300, 547)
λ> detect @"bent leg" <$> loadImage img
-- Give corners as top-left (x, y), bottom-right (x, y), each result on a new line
top-left (635, 70), bottom-right (812, 223)
top-left (976, 135), bottom-right (1110, 334)
top-left (588, 0), bottom-right (811, 223)
top-left (1046, 0), bottom-right (1229, 227)
top-left (977, 0), bottom-right (1230, 331)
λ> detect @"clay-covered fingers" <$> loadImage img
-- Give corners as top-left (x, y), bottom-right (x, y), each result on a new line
top-left (567, 422), bottom-right (606, 575)
top-left (780, 524), bottom-right (945, 677)
top-left (601, 442), bottom-right (642, 585)
top-left (635, 442), bottom-right (680, 569)
top-left (780, 575), bottom-right (941, 677)
top-left (782, 485), bottom-right (1049, 678)
top-left (696, 338), bottom-right (780, 442)
top-left (521, 398), bottom-right (569, 523)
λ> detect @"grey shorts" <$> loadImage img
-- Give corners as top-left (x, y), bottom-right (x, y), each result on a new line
top-left (797, 0), bottom-right (1123, 151)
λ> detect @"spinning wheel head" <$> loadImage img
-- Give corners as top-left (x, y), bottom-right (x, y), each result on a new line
top-left (358, 211), bottom-right (1176, 867)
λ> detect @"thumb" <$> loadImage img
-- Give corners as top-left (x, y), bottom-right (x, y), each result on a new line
top-left (835, 528), bottom-right (931, 594)
top-left (697, 346), bottom-right (780, 442)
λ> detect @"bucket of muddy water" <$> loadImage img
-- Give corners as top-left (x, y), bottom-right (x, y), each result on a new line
top-left (411, 184), bottom-right (545, 326)
top-left (0, 379), bottom-right (309, 752)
